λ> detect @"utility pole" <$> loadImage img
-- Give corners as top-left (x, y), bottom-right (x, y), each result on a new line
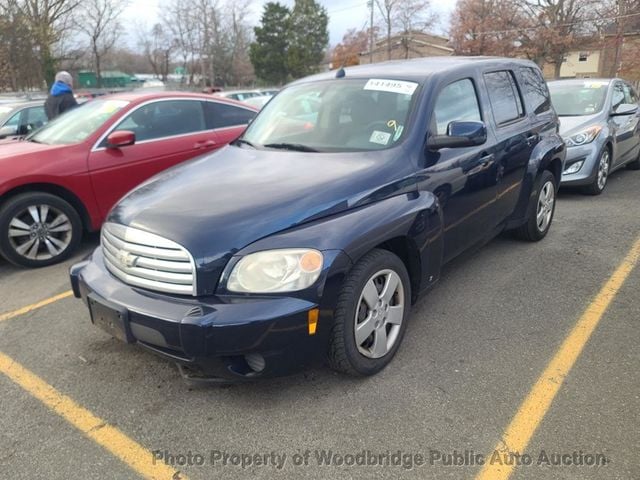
top-left (368, 0), bottom-right (374, 63)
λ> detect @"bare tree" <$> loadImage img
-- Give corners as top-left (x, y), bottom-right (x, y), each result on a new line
top-left (3, 0), bottom-right (82, 85)
top-left (449, 0), bottom-right (526, 56)
top-left (138, 22), bottom-right (175, 81)
top-left (375, 0), bottom-right (438, 60)
top-left (517, 0), bottom-right (598, 76)
top-left (76, 0), bottom-right (128, 87)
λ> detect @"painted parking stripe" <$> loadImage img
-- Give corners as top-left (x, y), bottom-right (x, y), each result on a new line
top-left (0, 351), bottom-right (187, 480)
top-left (0, 290), bottom-right (73, 323)
top-left (475, 236), bottom-right (640, 480)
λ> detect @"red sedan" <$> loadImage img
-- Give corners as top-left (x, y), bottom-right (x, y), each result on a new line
top-left (0, 92), bottom-right (256, 267)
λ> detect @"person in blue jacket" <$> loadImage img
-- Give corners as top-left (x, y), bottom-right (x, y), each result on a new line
top-left (45, 71), bottom-right (78, 120)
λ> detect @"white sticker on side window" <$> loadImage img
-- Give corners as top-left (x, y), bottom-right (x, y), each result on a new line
top-left (370, 130), bottom-right (391, 145)
top-left (364, 79), bottom-right (418, 96)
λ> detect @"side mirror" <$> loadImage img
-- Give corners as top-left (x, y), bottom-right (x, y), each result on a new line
top-left (106, 130), bottom-right (136, 148)
top-left (427, 121), bottom-right (487, 150)
top-left (0, 125), bottom-right (17, 139)
top-left (612, 103), bottom-right (638, 116)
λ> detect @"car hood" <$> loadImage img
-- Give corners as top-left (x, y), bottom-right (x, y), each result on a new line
top-left (558, 114), bottom-right (601, 137)
top-left (0, 140), bottom-right (58, 158)
top-left (109, 144), bottom-right (415, 293)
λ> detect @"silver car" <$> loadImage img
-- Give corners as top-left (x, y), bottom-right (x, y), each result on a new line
top-left (0, 100), bottom-right (47, 141)
top-left (548, 78), bottom-right (640, 194)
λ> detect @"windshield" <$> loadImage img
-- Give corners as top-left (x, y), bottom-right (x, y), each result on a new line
top-left (549, 81), bottom-right (608, 116)
top-left (241, 78), bottom-right (419, 152)
top-left (28, 99), bottom-right (129, 145)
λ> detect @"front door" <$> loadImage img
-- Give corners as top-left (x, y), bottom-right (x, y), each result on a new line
top-left (88, 99), bottom-right (220, 217)
top-left (418, 77), bottom-right (500, 262)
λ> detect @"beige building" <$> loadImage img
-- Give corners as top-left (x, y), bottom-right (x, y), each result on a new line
top-left (359, 32), bottom-right (453, 64)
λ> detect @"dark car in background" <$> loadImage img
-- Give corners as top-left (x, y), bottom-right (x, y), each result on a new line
top-left (70, 57), bottom-right (565, 381)
top-left (548, 78), bottom-right (640, 194)
top-left (0, 100), bottom-right (47, 140)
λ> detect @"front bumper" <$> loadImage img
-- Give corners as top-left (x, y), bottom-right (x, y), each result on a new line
top-left (70, 249), bottom-right (334, 381)
top-left (560, 142), bottom-right (601, 186)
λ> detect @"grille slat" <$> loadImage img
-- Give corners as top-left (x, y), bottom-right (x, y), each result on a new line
top-left (101, 223), bottom-right (196, 296)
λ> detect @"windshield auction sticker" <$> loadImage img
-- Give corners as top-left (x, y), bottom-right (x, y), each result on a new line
top-left (364, 79), bottom-right (418, 96)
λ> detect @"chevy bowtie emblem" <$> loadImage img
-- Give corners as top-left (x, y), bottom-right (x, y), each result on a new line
top-left (117, 250), bottom-right (138, 268)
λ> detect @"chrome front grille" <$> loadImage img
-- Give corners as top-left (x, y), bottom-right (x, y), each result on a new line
top-left (101, 223), bottom-right (196, 295)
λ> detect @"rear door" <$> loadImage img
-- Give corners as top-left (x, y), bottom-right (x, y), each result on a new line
top-left (88, 99), bottom-right (219, 217)
top-left (202, 100), bottom-right (256, 144)
top-left (419, 77), bottom-right (500, 262)
top-left (483, 69), bottom-right (535, 222)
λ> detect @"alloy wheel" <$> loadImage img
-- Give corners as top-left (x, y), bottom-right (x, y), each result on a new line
top-left (354, 269), bottom-right (405, 359)
top-left (597, 150), bottom-right (610, 191)
top-left (7, 204), bottom-right (73, 261)
top-left (536, 181), bottom-right (555, 233)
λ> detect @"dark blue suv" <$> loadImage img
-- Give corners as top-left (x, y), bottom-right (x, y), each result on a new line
top-left (70, 57), bottom-right (565, 381)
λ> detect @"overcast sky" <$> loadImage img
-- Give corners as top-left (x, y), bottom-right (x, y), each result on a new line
top-left (123, 0), bottom-right (457, 47)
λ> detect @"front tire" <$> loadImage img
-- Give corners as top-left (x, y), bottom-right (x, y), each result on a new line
top-left (328, 249), bottom-right (411, 376)
top-left (0, 192), bottom-right (82, 268)
top-left (583, 148), bottom-right (610, 195)
top-left (513, 170), bottom-right (557, 242)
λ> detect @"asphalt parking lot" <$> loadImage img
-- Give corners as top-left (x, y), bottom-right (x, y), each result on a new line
top-left (1, 168), bottom-right (639, 480)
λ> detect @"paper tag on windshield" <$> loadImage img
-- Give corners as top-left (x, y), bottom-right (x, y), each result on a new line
top-left (364, 79), bottom-right (418, 96)
top-left (370, 130), bottom-right (391, 145)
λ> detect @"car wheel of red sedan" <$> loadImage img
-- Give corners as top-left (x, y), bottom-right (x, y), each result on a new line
top-left (0, 192), bottom-right (82, 268)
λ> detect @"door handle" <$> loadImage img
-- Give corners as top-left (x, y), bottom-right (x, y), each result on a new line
top-left (479, 154), bottom-right (494, 166)
top-left (194, 140), bottom-right (217, 149)
top-left (526, 134), bottom-right (538, 146)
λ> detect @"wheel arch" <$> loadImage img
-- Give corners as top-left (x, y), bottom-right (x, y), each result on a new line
top-left (0, 183), bottom-right (93, 232)
top-left (372, 236), bottom-right (423, 303)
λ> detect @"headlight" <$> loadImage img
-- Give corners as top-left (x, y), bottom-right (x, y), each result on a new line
top-left (226, 249), bottom-right (323, 293)
top-left (564, 126), bottom-right (602, 147)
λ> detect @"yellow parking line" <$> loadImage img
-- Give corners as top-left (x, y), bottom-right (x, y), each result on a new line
top-left (0, 351), bottom-right (187, 480)
top-left (0, 290), bottom-right (73, 323)
top-left (476, 236), bottom-right (640, 480)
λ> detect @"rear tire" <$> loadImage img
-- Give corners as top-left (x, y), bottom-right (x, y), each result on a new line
top-left (513, 170), bottom-right (557, 242)
top-left (0, 192), bottom-right (82, 268)
top-left (328, 249), bottom-right (411, 376)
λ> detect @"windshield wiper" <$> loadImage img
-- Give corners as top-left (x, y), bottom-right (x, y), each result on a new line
top-left (263, 142), bottom-right (319, 152)
top-left (233, 138), bottom-right (256, 148)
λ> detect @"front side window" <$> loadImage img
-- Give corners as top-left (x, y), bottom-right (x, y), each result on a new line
top-left (431, 79), bottom-right (482, 135)
top-left (519, 67), bottom-right (551, 115)
top-left (25, 107), bottom-right (47, 131)
top-left (622, 83), bottom-right (638, 104)
top-left (241, 78), bottom-right (419, 152)
top-left (203, 102), bottom-right (256, 129)
top-left (484, 71), bottom-right (525, 125)
top-left (113, 100), bottom-right (205, 143)
top-left (28, 99), bottom-right (129, 145)
top-left (612, 83), bottom-right (625, 110)
top-left (548, 81), bottom-right (609, 116)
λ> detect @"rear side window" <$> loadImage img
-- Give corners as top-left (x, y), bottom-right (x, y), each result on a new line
top-left (519, 67), bottom-right (551, 114)
top-left (484, 71), bottom-right (525, 125)
top-left (203, 102), bottom-right (256, 129)
top-left (432, 78), bottom-right (482, 135)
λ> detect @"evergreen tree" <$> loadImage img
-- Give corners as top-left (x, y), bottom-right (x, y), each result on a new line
top-left (287, 0), bottom-right (329, 79)
top-left (249, 2), bottom-right (291, 85)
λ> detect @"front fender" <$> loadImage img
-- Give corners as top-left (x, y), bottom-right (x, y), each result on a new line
top-left (233, 191), bottom-right (444, 297)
